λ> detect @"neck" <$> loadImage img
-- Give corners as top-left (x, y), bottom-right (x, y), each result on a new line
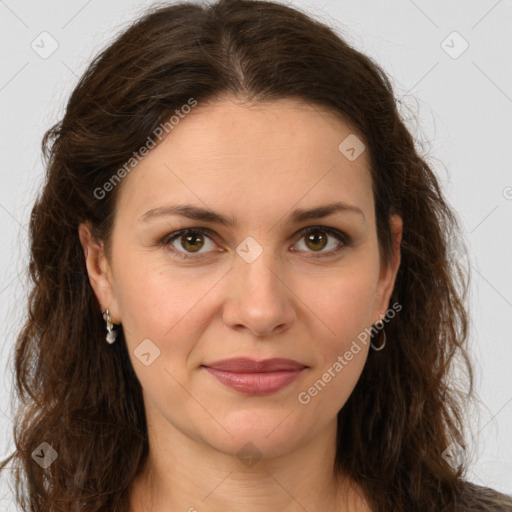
top-left (128, 412), bottom-right (368, 512)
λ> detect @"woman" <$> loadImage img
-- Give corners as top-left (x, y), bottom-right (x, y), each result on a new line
top-left (1, 0), bottom-right (511, 510)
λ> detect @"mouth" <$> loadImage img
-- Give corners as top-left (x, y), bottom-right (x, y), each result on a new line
top-left (201, 357), bottom-right (308, 395)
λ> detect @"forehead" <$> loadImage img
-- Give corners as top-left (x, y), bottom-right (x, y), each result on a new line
top-left (114, 97), bottom-right (373, 226)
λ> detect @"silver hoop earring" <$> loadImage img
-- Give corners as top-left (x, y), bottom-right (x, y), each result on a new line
top-left (370, 323), bottom-right (386, 351)
top-left (101, 308), bottom-right (118, 344)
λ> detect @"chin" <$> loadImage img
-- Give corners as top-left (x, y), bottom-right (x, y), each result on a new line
top-left (196, 413), bottom-right (308, 461)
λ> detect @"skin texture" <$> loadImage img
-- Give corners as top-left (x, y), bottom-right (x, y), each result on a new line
top-left (79, 97), bottom-right (402, 512)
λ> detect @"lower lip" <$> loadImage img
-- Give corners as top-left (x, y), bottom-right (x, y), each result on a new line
top-left (203, 367), bottom-right (306, 395)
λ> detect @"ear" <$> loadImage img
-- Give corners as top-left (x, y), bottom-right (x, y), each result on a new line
top-left (372, 214), bottom-right (402, 323)
top-left (78, 221), bottom-right (121, 324)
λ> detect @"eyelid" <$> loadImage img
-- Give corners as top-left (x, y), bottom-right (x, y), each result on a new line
top-left (159, 225), bottom-right (351, 260)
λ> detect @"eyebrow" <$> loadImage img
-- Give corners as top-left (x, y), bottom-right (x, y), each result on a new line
top-left (139, 201), bottom-right (366, 226)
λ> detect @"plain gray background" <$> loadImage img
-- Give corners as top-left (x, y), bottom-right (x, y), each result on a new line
top-left (1, 0), bottom-right (511, 508)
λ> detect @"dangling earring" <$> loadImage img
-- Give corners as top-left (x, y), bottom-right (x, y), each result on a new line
top-left (370, 321), bottom-right (387, 351)
top-left (101, 308), bottom-right (118, 344)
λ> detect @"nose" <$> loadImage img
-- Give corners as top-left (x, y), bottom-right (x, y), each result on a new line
top-left (221, 247), bottom-right (297, 338)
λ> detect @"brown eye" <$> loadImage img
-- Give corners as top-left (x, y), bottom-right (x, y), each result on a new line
top-left (294, 226), bottom-right (348, 257)
top-left (162, 228), bottom-right (217, 259)
top-left (304, 229), bottom-right (328, 252)
top-left (179, 232), bottom-right (205, 253)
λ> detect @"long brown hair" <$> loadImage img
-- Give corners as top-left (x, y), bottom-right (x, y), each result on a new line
top-left (1, 0), bottom-right (508, 510)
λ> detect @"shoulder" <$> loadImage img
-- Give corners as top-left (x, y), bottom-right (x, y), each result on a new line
top-left (457, 480), bottom-right (512, 511)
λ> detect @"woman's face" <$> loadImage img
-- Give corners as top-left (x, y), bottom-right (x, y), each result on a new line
top-left (80, 97), bottom-right (402, 460)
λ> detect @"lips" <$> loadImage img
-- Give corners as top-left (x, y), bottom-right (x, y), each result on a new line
top-left (201, 358), bottom-right (308, 395)
top-left (203, 357), bottom-right (307, 372)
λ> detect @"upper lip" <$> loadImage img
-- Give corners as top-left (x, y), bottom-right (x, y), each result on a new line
top-left (202, 358), bottom-right (307, 373)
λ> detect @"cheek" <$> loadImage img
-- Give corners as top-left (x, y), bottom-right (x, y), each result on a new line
top-left (115, 264), bottom-right (200, 402)
top-left (313, 263), bottom-right (379, 340)
top-left (300, 262), bottom-right (378, 394)
top-left (297, 272), bottom-right (375, 415)
top-left (113, 256), bottom-right (226, 390)
top-left (111, 255), bottom-right (183, 357)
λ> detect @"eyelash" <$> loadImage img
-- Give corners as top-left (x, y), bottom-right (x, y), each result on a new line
top-left (158, 226), bottom-right (351, 260)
